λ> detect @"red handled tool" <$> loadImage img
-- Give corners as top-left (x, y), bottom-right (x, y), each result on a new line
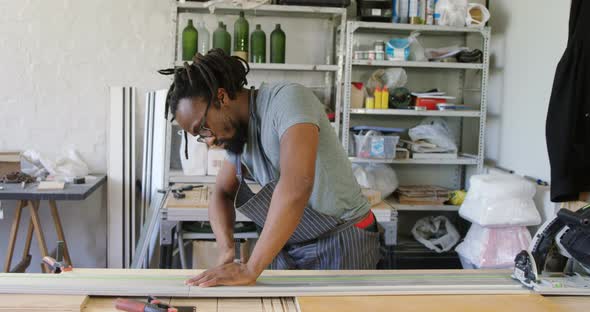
top-left (114, 296), bottom-right (196, 312)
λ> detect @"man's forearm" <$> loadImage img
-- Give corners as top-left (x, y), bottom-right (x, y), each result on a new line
top-left (209, 189), bottom-right (236, 250)
top-left (246, 179), bottom-right (311, 275)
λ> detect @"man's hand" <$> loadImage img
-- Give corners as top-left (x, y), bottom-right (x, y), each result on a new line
top-left (185, 262), bottom-right (258, 287)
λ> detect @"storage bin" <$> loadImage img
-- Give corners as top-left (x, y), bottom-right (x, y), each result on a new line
top-left (354, 134), bottom-right (399, 159)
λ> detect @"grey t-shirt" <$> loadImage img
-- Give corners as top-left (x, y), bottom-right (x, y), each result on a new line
top-left (229, 82), bottom-right (370, 221)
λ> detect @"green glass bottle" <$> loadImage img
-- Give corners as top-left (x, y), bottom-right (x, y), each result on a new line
top-left (233, 11), bottom-right (249, 60)
top-left (250, 24), bottom-right (266, 63)
top-left (212, 22), bottom-right (231, 56)
top-left (182, 19), bottom-right (198, 61)
top-left (270, 24), bottom-right (286, 64)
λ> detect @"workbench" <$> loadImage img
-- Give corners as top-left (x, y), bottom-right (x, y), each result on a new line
top-left (155, 184), bottom-right (395, 269)
top-left (0, 269), bottom-right (587, 311)
top-left (1, 175), bottom-right (107, 273)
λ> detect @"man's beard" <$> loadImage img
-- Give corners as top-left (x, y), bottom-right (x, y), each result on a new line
top-left (216, 119), bottom-right (248, 154)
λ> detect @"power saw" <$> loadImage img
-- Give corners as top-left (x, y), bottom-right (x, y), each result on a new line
top-left (512, 205), bottom-right (590, 295)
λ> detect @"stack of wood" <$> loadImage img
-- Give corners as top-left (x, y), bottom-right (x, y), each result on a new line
top-left (396, 185), bottom-right (451, 205)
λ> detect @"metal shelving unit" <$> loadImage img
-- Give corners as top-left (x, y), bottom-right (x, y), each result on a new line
top-left (167, 2), bottom-right (347, 185)
top-left (350, 108), bottom-right (481, 117)
top-left (341, 21), bottom-right (491, 212)
top-left (173, 61), bottom-right (340, 71)
top-left (352, 59), bottom-right (484, 70)
top-left (385, 196), bottom-right (460, 212)
top-left (349, 155), bottom-right (478, 165)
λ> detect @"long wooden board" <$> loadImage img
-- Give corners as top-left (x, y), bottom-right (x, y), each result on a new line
top-left (297, 295), bottom-right (564, 312)
top-left (0, 269), bottom-right (531, 297)
top-left (0, 294), bottom-right (88, 311)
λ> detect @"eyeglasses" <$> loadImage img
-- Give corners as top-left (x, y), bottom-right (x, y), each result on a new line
top-left (195, 100), bottom-right (216, 143)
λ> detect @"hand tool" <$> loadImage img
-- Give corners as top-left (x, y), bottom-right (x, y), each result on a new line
top-left (114, 296), bottom-right (195, 312)
top-left (42, 241), bottom-right (72, 273)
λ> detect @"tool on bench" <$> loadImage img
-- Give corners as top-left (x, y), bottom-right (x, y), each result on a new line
top-left (114, 296), bottom-right (196, 312)
top-left (160, 184), bottom-right (204, 199)
top-left (42, 241), bottom-right (72, 273)
top-left (512, 205), bottom-right (590, 294)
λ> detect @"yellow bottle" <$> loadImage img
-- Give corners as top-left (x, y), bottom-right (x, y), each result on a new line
top-left (374, 87), bottom-right (382, 110)
top-left (382, 87), bottom-right (389, 109)
top-left (365, 96), bottom-right (375, 109)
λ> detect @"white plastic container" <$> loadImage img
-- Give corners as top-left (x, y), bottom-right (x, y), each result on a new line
top-left (459, 174), bottom-right (541, 227)
top-left (354, 133), bottom-right (399, 160)
top-left (455, 224), bottom-right (532, 269)
top-left (178, 130), bottom-right (207, 176)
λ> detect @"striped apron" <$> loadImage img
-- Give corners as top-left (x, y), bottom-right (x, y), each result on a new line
top-left (232, 88), bottom-right (380, 270)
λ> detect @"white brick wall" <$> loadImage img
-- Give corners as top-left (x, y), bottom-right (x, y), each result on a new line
top-left (0, 0), bottom-right (174, 271)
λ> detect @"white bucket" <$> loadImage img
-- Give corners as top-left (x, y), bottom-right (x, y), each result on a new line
top-left (178, 130), bottom-right (208, 176)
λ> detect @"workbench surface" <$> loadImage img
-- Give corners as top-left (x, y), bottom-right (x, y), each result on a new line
top-left (1, 269), bottom-right (588, 311)
top-left (0, 174), bottom-right (106, 200)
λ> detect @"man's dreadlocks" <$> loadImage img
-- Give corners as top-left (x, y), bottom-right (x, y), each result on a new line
top-left (158, 49), bottom-right (250, 159)
top-left (158, 48), bottom-right (250, 122)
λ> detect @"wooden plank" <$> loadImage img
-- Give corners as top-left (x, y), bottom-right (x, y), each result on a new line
top-left (165, 186), bottom-right (210, 209)
top-left (0, 269), bottom-right (530, 298)
top-left (37, 181), bottom-right (65, 190)
top-left (297, 295), bottom-right (564, 312)
top-left (0, 294), bottom-right (88, 311)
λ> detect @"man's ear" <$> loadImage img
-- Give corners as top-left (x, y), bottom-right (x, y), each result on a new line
top-left (217, 88), bottom-right (228, 107)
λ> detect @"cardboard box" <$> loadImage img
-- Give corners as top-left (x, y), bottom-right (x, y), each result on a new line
top-left (0, 152), bottom-right (21, 177)
top-left (351, 82), bottom-right (365, 109)
top-left (192, 240), bottom-right (251, 269)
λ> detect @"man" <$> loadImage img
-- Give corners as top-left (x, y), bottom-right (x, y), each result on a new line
top-left (160, 49), bottom-right (379, 287)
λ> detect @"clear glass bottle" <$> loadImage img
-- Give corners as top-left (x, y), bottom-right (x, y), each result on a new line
top-left (196, 21), bottom-right (210, 55)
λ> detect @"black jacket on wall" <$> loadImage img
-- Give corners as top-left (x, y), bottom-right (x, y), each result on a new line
top-left (546, 0), bottom-right (590, 202)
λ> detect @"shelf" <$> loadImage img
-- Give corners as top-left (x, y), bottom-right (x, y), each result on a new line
top-left (174, 61), bottom-right (339, 72)
top-left (169, 171), bottom-right (258, 184)
top-left (349, 156), bottom-right (478, 165)
top-left (169, 172), bottom-right (218, 184)
top-left (385, 196), bottom-right (460, 212)
top-left (349, 21), bottom-right (489, 35)
top-left (351, 60), bottom-right (483, 70)
top-left (350, 108), bottom-right (481, 117)
top-left (176, 3), bottom-right (345, 19)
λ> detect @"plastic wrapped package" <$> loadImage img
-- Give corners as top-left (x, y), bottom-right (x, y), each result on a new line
top-left (352, 163), bottom-right (399, 199)
top-left (367, 68), bottom-right (408, 92)
top-left (21, 148), bottom-right (89, 179)
top-left (459, 174), bottom-right (541, 227)
top-left (455, 224), bottom-right (532, 269)
top-left (412, 216), bottom-right (460, 253)
top-left (408, 117), bottom-right (457, 152)
top-left (435, 0), bottom-right (468, 27)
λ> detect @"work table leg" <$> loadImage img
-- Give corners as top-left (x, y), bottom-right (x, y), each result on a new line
top-left (3, 200), bottom-right (26, 272)
top-left (29, 200), bottom-right (50, 273)
top-left (49, 200), bottom-right (72, 266)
